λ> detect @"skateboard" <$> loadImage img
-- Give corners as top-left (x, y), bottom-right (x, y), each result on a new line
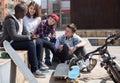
top-left (3, 40), bottom-right (38, 83)
top-left (67, 66), bottom-right (80, 83)
top-left (53, 63), bottom-right (69, 80)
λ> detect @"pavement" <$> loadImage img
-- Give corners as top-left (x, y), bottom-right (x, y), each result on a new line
top-left (34, 30), bottom-right (120, 83)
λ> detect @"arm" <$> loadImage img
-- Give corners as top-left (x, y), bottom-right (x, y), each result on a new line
top-left (74, 39), bottom-right (86, 48)
top-left (55, 37), bottom-right (63, 51)
top-left (34, 22), bottom-right (44, 38)
top-left (22, 25), bottom-right (30, 35)
top-left (5, 19), bottom-right (30, 41)
top-left (55, 38), bottom-right (60, 49)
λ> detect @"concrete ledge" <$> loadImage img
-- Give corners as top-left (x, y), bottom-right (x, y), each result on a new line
top-left (77, 29), bottom-right (118, 37)
top-left (0, 51), bottom-right (28, 83)
top-left (0, 59), bottom-right (11, 83)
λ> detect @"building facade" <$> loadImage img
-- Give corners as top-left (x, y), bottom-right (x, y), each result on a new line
top-left (41, 0), bottom-right (70, 28)
top-left (0, 0), bottom-right (23, 23)
top-left (71, 0), bottom-right (120, 29)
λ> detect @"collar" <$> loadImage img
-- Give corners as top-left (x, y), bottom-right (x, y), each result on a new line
top-left (65, 35), bottom-right (73, 40)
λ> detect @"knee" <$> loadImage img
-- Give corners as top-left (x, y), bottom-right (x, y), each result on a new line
top-left (26, 41), bottom-right (36, 48)
top-left (36, 39), bottom-right (43, 46)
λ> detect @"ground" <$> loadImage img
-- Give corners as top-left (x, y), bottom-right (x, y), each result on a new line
top-left (33, 30), bottom-right (120, 83)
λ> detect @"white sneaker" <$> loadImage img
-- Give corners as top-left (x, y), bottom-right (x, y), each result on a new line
top-left (85, 59), bottom-right (90, 67)
top-left (33, 70), bottom-right (46, 78)
top-left (40, 62), bottom-right (49, 71)
top-left (77, 60), bottom-right (86, 70)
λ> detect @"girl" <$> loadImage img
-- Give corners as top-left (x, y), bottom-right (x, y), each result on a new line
top-left (23, 1), bottom-right (41, 34)
top-left (23, 1), bottom-right (49, 70)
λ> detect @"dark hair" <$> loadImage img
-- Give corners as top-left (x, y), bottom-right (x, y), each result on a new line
top-left (67, 23), bottom-right (77, 33)
top-left (15, 4), bottom-right (26, 14)
top-left (26, 1), bottom-right (40, 18)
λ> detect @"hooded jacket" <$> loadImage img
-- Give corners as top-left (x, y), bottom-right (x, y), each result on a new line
top-left (0, 14), bottom-right (30, 46)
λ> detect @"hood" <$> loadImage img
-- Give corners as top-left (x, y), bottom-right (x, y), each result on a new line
top-left (5, 14), bottom-right (15, 21)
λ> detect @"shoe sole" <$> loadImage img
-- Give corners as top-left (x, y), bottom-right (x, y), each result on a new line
top-left (34, 75), bottom-right (46, 78)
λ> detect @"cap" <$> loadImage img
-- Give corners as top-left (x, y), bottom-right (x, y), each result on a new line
top-left (50, 14), bottom-right (59, 22)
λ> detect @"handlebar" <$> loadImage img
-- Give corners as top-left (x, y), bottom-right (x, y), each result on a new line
top-left (85, 34), bottom-right (120, 59)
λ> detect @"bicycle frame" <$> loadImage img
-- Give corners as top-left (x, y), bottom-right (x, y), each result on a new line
top-left (86, 34), bottom-right (120, 83)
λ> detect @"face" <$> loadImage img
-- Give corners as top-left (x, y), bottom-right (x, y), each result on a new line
top-left (65, 27), bottom-right (74, 38)
top-left (28, 5), bottom-right (36, 16)
top-left (19, 11), bottom-right (26, 19)
top-left (48, 17), bottom-right (56, 26)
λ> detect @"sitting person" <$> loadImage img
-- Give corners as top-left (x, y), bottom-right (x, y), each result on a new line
top-left (23, 1), bottom-right (49, 70)
top-left (0, 4), bottom-right (45, 78)
top-left (55, 23), bottom-right (87, 63)
top-left (34, 14), bottom-right (59, 66)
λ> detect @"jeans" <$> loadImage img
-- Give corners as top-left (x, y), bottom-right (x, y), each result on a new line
top-left (40, 38), bottom-right (57, 61)
top-left (11, 38), bottom-right (43, 72)
top-left (43, 37), bottom-right (51, 62)
top-left (57, 44), bottom-right (87, 63)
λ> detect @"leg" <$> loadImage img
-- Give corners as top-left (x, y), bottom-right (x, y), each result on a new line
top-left (43, 37), bottom-right (51, 66)
top-left (74, 47), bottom-right (87, 59)
top-left (11, 40), bottom-right (38, 72)
top-left (11, 40), bottom-right (46, 77)
top-left (35, 38), bottom-right (43, 68)
top-left (42, 39), bottom-right (57, 57)
top-left (57, 44), bottom-right (69, 63)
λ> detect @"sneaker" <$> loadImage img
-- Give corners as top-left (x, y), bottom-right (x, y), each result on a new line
top-left (40, 62), bottom-right (49, 71)
top-left (33, 70), bottom-right (46, 78)
top-left (77, 60), bottom-right (86, 71)
top-left (45, 60), bottom-right (52, 66)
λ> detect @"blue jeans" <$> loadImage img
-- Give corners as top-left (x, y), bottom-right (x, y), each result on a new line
top-left (57, 44), bottom-right (87, 63)
top-left (43, 37), bottom-right (51, 62)
top-left (11, 38), bottom-right (43, 72)
top-left (41, 37), bottom-right (57, 62)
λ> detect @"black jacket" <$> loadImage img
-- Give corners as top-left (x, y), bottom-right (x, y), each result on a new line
top-left (0, 14), bottom-right (30, 46)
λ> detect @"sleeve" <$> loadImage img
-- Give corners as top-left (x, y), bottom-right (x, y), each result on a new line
top-left (73, 35), bottom-right (83, 45)
top-left (23, 17), bottom-right (30, 32)
top-left (55, 38), bottom-right (60, 49)
top-left (22, 25), bottom-right (30, 35)
top-left (34, 22), bottom-right (44, 38)
top-left (5, 19), bottom-right (30, 41)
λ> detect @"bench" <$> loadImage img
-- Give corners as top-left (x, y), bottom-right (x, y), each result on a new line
top-left (0, 50), bottom-right (28, 83)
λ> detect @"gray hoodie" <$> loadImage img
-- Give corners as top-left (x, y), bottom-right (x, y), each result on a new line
top-left (0, 14), bottom-right (30, 46)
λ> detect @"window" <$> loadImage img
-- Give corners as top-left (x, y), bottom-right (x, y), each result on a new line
top-left (62, 14), bottom-right (70, 24)
top-left (8, 4), bottom-right (14, 9)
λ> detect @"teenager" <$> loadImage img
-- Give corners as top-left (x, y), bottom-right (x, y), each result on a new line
top-left (0, 4), bottom-right (45, 78)
top-left (23, 1), bottom-right (49, 70)
top-left (23, 1), bottom-right (41, 34)
top-left (35, 14), bottom-right (59, 66)
top-left (55, 23), bottom-right (87, 63)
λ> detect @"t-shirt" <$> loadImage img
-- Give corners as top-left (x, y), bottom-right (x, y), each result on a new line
top-left (23, 16), bottom-right (41, 34)
top-left (55, 34), bottom-right (82, 48)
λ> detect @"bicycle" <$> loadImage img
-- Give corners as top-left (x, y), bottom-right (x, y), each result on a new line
top-left (85, 34), bottom-right (120, 83)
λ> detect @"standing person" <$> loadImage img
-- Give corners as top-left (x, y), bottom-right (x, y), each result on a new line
top-left (23, 1), bottom-right (49, 70)
top-left (0, 4), bottom-right (45, 78)
top-left (35, 14), bottom-right (59, 66)
top-left (55, 23), bottom-right (86, 63)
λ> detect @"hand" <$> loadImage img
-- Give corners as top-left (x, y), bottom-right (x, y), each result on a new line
top-left (68, 47), bottom-right (75, 55)
top-left (58, 45), bottom-right (63, 51)
top-left (31, 34), bottom-right (39, 40)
